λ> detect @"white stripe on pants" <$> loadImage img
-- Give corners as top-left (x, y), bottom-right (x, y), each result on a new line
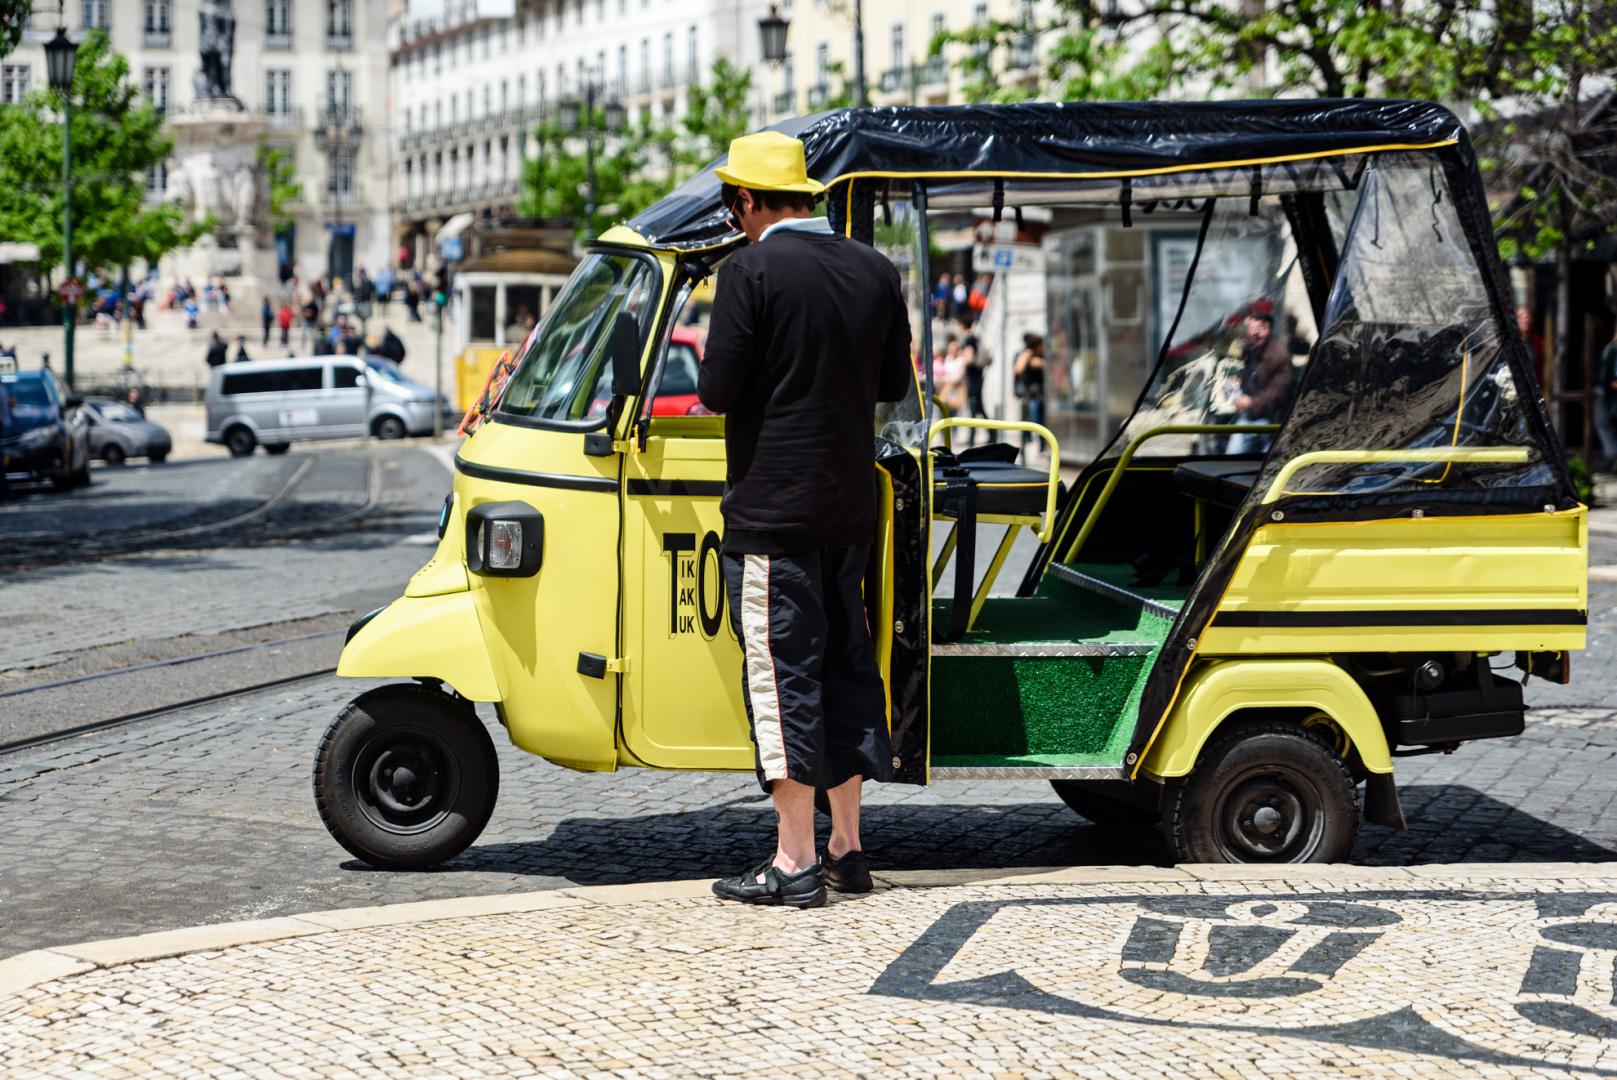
top-left (740, 553), bottom-right (789, 782)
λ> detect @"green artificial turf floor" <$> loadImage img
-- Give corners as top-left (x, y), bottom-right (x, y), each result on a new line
top-left (929, 589), bottom-right (1173, 768)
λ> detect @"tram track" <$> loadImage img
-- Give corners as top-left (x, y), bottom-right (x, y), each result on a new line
top-left (0, 627), bottom-right (348, 756)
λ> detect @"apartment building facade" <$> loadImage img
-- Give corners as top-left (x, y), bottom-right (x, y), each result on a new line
top-left (8, 0), bottom-right (392, 283)
top-left (389, 0), bottom-right (770, 265)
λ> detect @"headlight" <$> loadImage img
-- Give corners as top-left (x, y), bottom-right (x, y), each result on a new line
top-left (18, 426), bottom-right (56, 449)
top-left (464, 500), bottom-right (543, 577)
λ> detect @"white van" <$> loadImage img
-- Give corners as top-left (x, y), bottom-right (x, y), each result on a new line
top-left (205, 356), bottom-right (448, 456)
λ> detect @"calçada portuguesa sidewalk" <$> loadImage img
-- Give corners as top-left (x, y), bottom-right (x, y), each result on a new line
top-left (3, 863), bottom-right (1617, 1078)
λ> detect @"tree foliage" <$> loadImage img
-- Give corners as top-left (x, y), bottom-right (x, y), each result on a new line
top-left (257, 138), bottom-right (303, 237)
top-left (0, 0), bottom-right (27, 61)
top-left (0, 31), bottom-right (208, 274)
top-left (520, 57), bottom-right (754, 238)
top-left (934, 0), bottom-right (1617, 263)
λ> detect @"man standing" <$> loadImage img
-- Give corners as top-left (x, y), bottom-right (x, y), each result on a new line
top-left (204, 331), bottom-right (228, 368)
top-left (698, 131), bottom-right (914, 909)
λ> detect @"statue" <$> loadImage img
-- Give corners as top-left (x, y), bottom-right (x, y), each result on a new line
top-left (232, 163), bottom-right (259, 228)
top-left (194, 0), bottom-right (237, 102)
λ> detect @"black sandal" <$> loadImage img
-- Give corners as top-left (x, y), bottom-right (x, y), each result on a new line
top-left (712, 859), bottom-right (827, 908)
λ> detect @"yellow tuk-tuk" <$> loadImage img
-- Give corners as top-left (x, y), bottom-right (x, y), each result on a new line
top-left (315, 101), bottom-right (1586, 868)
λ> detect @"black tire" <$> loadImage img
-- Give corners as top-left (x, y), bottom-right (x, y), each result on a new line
top-left (225, 426), bottom-right (256, 457)
top-left (50, 462), bottom-right (75, 490)
top-left (312, 685), bottom-right (499, 870)
top-left (103, 444), bottom-right (126, 466)
top-left (149, 452), bottom-right (167, 464)
top-left (1165, 720), bottom-right (1358, 864)
top-left (1051, 780), bottom-right (1161, 828)
top-left (374, 416), bottom-right (407, 440)
top-left (263, 442), bottom-right (291, 455)
top-left (72, 459), bottom-right (91, 486)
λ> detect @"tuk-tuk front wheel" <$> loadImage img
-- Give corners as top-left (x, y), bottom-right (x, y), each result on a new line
top-left (1166, 721), bottom-right (1358, 864)
top-left (313, 685), bottom-right (499, 870)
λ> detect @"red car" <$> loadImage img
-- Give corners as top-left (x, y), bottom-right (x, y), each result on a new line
top-left (650, 326), bottom-right (713, 416)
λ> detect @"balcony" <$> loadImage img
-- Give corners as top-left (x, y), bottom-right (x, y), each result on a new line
top-left (262, 105), bottom-right (305, 131)
top-left (315, 105), bottom-right (364, 142)
top-left (266, 26), bottom-right (292, 50)
top-left (326, 29), bottom-right (354, 51)
top-left (878, 67), bottom-right (906, 93)
top-left (916, 55), bottom-right (947, 86)
top-left (143, 27), bottom-right (171, 48)
top-left (772, 90), bottom-right (794, 114)
top-left (806, 83), bottom-right (829, 108)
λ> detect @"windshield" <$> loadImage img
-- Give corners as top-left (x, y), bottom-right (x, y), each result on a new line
top-left (1, 377), bottom-right (49, 407)
top-left (363, 357), bottom-right (409, 384)
top-left (96, 402), bottom-right (143, 422)
top-left (497, 252), bottom-right (660, 424)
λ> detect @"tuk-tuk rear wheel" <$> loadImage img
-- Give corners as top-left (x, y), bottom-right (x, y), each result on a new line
top-left (1165, 720), bottom-right (1358, 864)
top-left (313, 685), bottom-right (499, 871)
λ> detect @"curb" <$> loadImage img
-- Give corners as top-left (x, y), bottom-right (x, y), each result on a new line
top-left (5, 862), bottom-right (1617, 999)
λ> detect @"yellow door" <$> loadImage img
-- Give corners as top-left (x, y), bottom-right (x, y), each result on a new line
top-left (619, 415), bottom-right (754, 770)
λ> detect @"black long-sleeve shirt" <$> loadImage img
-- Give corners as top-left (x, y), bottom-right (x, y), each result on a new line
top-left (698, 225), bottom-right (914, 553)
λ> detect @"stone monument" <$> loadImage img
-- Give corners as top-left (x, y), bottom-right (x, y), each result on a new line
top-left (159, 0), bottom-right (276, 290)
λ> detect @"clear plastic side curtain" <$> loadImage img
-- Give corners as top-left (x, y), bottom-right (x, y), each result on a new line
top-left (1124, 149), bottom-right (1578, 770)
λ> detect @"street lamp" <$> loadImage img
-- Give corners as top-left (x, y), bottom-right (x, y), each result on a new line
top-left (45, 26), bottom-right (78, 389)
top-left (758, 6), bottom-right (789, 64)
top-left (757, 0), bottom-right (865, 108)
top-left (557, 74), bottom-right (624, 243)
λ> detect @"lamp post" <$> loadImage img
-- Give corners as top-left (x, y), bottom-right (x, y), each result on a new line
top-left (758, 1), bottom-right (865, 108)
top-left (44, 26), bottom-right (78, 389)
top-left (558, 74), bottom-right (626, 243)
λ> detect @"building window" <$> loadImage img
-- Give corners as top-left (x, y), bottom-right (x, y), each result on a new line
top-left (617, 45), bottom-right (627, 96)
top-left (265, 69), bottom-right (292, 123)
top-left (1, 64), bottom-right (30, 105)
top-left (327, 0), bottom-right (354, 49)
top-left (266, 0), bottom-right (292, 47)
top-left (143, 0), bottom-right (171, 45)
top-left (816, 41), bottom-right (829, 83)
top-left (891, 24), bottom-right (905, 71)
top-left (142, 66), bottom-right (170, 114)
top-left (480, 24), bottom-right (490, 59)
top-left (328, 151), bottom-right (354, 198)
top-left (145, 161), bottom-right (168, 199)
top-left (662, 32), bottom-right (674, 88)
top-left (498, 21), bottom-right (508, 51)
top-left (81, 1), bottom-right (108, 30)
top-left (325, 69), bottom-right (353, 118)
top-left (687, 26), bottom-right (698, 81)
top-left (638, 40), bottom-right (649, 93)
top-left (499, 80), bottom-right (508, 116)
top-left (596, 0), bottom-right (604, 20)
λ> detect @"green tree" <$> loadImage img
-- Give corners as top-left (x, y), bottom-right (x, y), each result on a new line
top-left (256, 137), bottom-right (303, 237)
top-left (0, 31), bottom-right (207, 277)
top-left (520, 58), bottom-right (757, 238)
top-left (0, 0), bottom-right (28, 61)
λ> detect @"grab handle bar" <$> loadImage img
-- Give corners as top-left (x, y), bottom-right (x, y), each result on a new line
top-left (1262, 448), bottom-right (1532, 504)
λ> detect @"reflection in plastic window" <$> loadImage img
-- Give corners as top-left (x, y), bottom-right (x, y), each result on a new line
top-left (1273, 154), bottom-right (1550, 496)
top-left (1111, 201), bottom-right (1317, 458)
top-left (870, 193), bottom-right (930, 449)
top-left (497, 254), bottom-right (659, 424)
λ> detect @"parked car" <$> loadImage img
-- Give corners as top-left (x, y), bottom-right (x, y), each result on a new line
top-left (0, 367), bottom-right (90, 489)
top-left (81, 398), bottom-right (172, 465)
top-left (205, 355), bottom-right (453, 456)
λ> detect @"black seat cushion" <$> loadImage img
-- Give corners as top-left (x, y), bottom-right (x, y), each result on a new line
top-left (934, 459), bottom-right (1057, 516)
top-left (1172, 459), bottom-right (1263, 507)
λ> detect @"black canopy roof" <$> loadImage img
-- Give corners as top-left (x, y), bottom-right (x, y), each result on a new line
top-left (627, 99), bottom-right (1466, 247)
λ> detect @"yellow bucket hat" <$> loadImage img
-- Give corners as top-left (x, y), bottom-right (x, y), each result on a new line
top-left (714, 131), bottom-right (826, 195)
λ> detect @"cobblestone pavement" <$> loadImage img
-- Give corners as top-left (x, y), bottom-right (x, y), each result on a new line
top-left (5, 867), bottom-right (1617, 1078)
top-left (0, 443), bottom-right (450, 677)
top-left (2, 674), bottom-right (1614, 959)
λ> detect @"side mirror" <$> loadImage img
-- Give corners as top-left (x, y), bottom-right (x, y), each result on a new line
top-left (608, 310), bottom-right (642, 397)
top-left (354, 372), bottom-right (368, 387)
top-left (65, 394), bottom-right (84, 410)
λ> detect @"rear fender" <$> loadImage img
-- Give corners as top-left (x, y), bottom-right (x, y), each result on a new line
top-left (337, 592), bottom-right (501, 701)
top-left (1138, 658), bottom-right (1392, 779)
